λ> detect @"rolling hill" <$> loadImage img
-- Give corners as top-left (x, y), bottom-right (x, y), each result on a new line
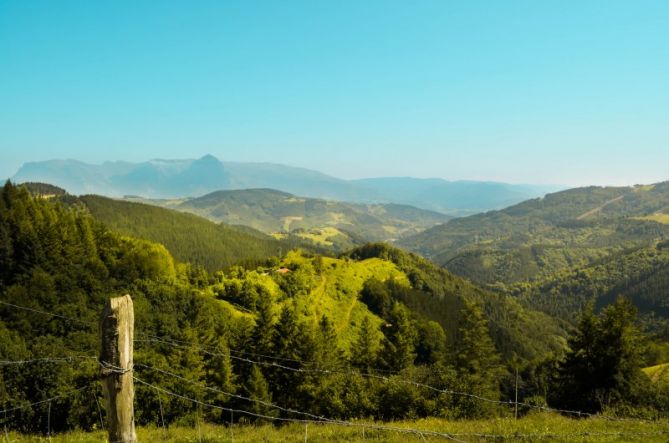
top-left (399, 182), bottom-right (669, 285)
top-left (129, 188), bottom-right (451, 247)
top-left (508, 239), bottom-right (669, 328)
top-left (77, 195), bottom-right (309, 271)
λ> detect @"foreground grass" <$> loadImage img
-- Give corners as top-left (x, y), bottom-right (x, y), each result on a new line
top-left (8, 413), bottom-right (669, 442)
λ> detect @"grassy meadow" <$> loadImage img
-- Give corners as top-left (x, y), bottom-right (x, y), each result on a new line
top-left (8, 413), bottom-right (669, 443)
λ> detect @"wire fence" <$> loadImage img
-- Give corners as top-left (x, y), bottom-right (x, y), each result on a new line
top-left (2, 299), bottom-right (669, 442)
top-left (135, 334), bottom-right (661, 423)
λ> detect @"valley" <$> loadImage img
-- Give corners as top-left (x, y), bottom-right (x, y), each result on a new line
top-left (2, 179), bottom-right (669, 441)
top-left (125, 188), bottom-right (451, 249)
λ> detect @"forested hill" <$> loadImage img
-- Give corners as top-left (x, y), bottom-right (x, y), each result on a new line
top-left (131, 188), bottom-right (450, 247)
top-left (399, 182), bottom-right (669, 285)
top-left (0, 181), bottom-right (575, 432)
top-left (78, 195), bottom-right (307, 272)
top-left (509, 240), bottom-right (669, 330)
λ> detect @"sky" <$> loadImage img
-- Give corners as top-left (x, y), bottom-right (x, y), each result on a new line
top-left (0, 0), bottom-right (667, 186)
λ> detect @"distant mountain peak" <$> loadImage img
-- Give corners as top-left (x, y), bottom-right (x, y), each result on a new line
top-left (198, 154), bottom-right (220, 162)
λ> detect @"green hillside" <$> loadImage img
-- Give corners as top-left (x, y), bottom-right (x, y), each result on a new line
top-left (0, 182), bottom-right (575, 430)
top-left (506, 240), bottom-right (669, 327)
top-left (3, 180), bottom-right (668, 437)
top-left (344, 243), bottom-right (567, 361)
top-left (400, 182), bottom-right (669, 285)
top-left (78, 195), bottom-right (306, 271)
top-left (128, 188), bottom-right (450, 249)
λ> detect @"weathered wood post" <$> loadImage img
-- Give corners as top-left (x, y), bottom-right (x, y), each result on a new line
top-left (100, 294), bottom-right (136, 443)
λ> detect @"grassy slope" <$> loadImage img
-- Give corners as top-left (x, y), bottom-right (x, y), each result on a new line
top-left (399, 182), bottom-right (669, 285)
top-left (79, 195), bottom-right (296, 271)
top-left (292, 255), bottom-right (407, 351)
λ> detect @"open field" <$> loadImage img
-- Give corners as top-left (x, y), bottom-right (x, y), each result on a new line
top-left (635, 214), bottom-right (669, 225)
top-left (644, 363), bottom-right (669, 383)
top-left (8, 413), bottom-right (669, 442)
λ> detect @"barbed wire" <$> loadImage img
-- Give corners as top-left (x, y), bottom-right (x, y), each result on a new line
top-left (1, 298), bottom-right (666, 439)
top-left (136, 333), bottom-right (405, 375)
top-left (0, 356), bottom-right (98, 366)
top-left (0, 384), bottom-right (92, 415)
top-left (136, 334), bottom-right (656, 423)
top-left (0, 300), bottom-right (95, 326)
top-left (135, 362), bottom-right (340, 423)
top-left (133, 375), bottom-right (468, 442)
top-left (133, 375), bottom-right (669, 442)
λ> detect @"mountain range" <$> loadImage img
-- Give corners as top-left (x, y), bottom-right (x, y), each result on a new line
top-left (11, 155), bottom-right (561, 215)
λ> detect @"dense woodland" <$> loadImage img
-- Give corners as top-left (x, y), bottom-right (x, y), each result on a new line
top-left (1, 181), bottom-right (669, 435)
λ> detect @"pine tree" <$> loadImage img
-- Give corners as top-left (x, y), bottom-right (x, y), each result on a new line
top-left (244, 365), bottom-right (276, 420)
top-left (204, 337), bottom-right (236, 422)
top-left (314, 315), bottom-right (343, 370)
top-left (553, 297), bottom-right (650, 412)
top-left (250, 290), bottom-right (275, 356)
top-left (268, 304), bottom-right (307, 410)
top-left (379, 302), bottom-right (417, 371)
top-left (452, 300), bottom-right (503, 417)
top-left (351, 316), bottom-right (380, 372)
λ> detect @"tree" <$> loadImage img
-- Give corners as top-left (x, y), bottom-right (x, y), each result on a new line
top-left (351, 316), bottom-right (380, 372)
top-left (360, 278), bottom-right (392, 318)
top-left (314, 315), bottom-right (343, 369)
top-left (244, 365), bottom-right (276, 421)
top-left (451, 300), bottom-right (503, 417)
top-left (552, 297), bottom-right (650, 413)
top-left (415, 320), bottom-right (447, 366)
top-left (250, 291), bottom-right (275, 356)
top-left (379, 302), bottom-right (417, 371)
top-left (267, 304), bottom-right (309, 410)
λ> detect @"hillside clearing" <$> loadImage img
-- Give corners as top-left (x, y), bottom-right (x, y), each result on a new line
top-left (635, 214), bottom-right (669, 225)
top-left (576, 195), bottom-right (625, 220)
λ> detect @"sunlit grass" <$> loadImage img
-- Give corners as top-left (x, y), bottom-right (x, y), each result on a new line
top-left (634, 214), bottom-right (669, 224)
top-left (644, 363), bottom-right (669, 383)
top-left (10, 413), bottom-right (669, 442)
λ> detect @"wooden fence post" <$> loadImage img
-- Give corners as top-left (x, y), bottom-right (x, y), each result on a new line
top-left (100, 295), bottom-right (136, 443)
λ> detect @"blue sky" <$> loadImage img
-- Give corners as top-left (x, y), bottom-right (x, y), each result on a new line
top-left (1, 0), bottom-right (667, 186)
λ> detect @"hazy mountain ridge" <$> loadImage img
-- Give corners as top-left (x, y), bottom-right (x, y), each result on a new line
top-left (12, 155), bottom-right (560, 215)
top-left (353, 177), bottom-right (561, 214)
